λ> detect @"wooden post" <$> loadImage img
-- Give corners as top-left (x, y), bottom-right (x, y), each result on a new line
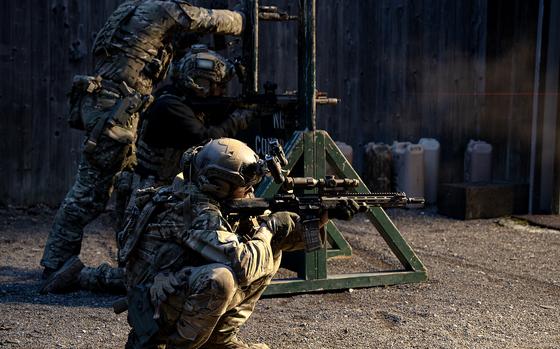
top-left (538, 0), bottom-right (560, 213)
top-left (298, 0), bottom-right (317, 130)
top-left (243, 0), bottom-right (259, 95)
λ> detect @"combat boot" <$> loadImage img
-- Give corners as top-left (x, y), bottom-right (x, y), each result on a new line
top-left (78, 263), bottom-right (126, 294)
top-left (202, 336), bottom-right (270, 349)
top-left (41, 267), bottom-right (57, 280)
top-left (39, 256), bottom-right (84, 294)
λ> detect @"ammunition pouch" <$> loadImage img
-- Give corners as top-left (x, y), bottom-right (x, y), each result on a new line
top-left (115, 170), bottom-right (134, 196)
top-left (152, 243), bottom-right (186, 273)
top-left (143, 44), bottom-right (173, 84)
top-left (127, 285), bottom-right (160, 346)
top-left (118, 199), bottom-right (158, 264)
top-left (67, 75), bottom-right (103, 130)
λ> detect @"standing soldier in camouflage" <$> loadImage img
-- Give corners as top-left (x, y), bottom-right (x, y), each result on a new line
top-left (40, 46), bottom-right (256, 295)
top-left (122, 138), bottom-right (304, 348)
top-left (40, 0), bottom-right (246, 281)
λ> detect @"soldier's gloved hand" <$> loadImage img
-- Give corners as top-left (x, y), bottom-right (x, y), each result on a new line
top-left (150, 272), bottom-right (180, 307)
top-left (260, 212), bottom-right (306, 252)
top-left (229, 109), bottom-right (255, 131)
top-left (263, 212), bottom-right (302, 239)
top-left (330, 199), bottom-right (362, 220)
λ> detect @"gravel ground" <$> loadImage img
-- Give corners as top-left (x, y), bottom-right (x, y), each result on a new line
top-left (0, 206), bottom-right (558, 349)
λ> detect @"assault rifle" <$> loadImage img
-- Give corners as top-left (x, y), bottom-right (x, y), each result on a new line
top-left (188, 82), bottom-right (337, 119)
top-left (225, 189), bottom-right (424, 252)
top-left (190, 82), bottom-right (297, 115)
top-left (224, 140), bottom-right (424, 252)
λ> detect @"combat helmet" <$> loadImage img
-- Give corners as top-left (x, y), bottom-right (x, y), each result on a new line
top-left (182, 138), bottom-right (265, 199)
top-left (172, 44), bottom-right (235, 96)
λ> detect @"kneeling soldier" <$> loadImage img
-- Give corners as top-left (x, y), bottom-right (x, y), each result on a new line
top-left (123, 138), bottom-right (303, 348)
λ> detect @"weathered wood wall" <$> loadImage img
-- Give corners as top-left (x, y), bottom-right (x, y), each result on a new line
top-left (483, 0), bottom-right (541, 184)
top-left (1, 0), bottom-right (123, 205)
top-left (259, 0), bottom-right (538, 183)
top-left (0, 0), bottom-right (544, 206)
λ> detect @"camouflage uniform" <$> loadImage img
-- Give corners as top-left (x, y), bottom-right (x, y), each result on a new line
top-left (123, 182), bottom-right (285, 348)
top-left (77, 89), bottom-right (251, 293)
top-left (41, 0), bottom-right (244, 272)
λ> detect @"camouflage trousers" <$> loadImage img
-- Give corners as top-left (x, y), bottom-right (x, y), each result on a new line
top-left (127, 257), bottom-right (281, 349)
top-left (79, 264), bottom-right (126, 294)
top-left (41, 94), bottom-right (138, 270)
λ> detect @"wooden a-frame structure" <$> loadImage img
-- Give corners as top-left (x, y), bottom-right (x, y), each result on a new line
top-left (246, 0), bottom-right (427, 295)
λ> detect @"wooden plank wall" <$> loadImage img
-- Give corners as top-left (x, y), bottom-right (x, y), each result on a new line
top-left (0, 0), bottom-right (122, 206)
top-left (0, 0), bottom-right (540, 206)
top-left (260, 0), bottom-right (489, 183)
top-left (484, 0), bottom-right (539, 183)
top-left (259, 0), bottom-right (537, 183)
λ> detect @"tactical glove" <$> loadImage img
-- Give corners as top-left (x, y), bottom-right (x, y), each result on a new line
top-left (150, 272), bottom-right (180, 307)
top-left (263, 211), bottom-right (302, 238)
top-left (258, 212), bottom-right (305, 252)
top-left (229, 109), bottom-right (255, 131)
top-left (330, 199), bottom-right (361, 220)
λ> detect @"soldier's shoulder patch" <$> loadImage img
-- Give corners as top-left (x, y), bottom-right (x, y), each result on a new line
top-left (191, 203), bottom-right (222, 226)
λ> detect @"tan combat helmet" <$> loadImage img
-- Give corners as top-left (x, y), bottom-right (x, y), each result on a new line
top-left (172, 44), bottom-right (235, 96)
top-left (182, 138), bottom-right (266, 199)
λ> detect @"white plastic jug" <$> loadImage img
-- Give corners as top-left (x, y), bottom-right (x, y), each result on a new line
top-left (363, 142), bottom-right (392, 192)
top-left (327, 141), bottom-right (353, 176)
top-left (465, 140), bottom-right (492, 182)
top-left (419, 138), bottom-right (440, 204)
top-left (335, 141), bottom-right (353, 165)
top-left (392, 142), bottom-right (425, 198)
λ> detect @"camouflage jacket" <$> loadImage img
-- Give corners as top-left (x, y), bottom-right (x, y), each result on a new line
top-left (93, 0), bottom-right (244, 95)
top-left (124, 183), bottom-right (275, 289)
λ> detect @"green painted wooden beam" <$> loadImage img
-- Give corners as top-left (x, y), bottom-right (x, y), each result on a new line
top-left (303, 131), bottom-right (328, 280)
top-left (325, 220), bottom-right (353, 257)
top-left (367, 208), bottom-right (426, 272)
top-left (264, 270), bottom-right (428, 295)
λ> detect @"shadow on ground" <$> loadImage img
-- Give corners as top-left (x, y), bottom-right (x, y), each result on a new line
top-left (0, 266), bottom-right (119, 309)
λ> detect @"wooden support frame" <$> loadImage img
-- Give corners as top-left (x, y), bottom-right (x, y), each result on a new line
top-left (256, 131), bottom-right (427, 295)
top-left (250, 0), bottom-right (426, 295)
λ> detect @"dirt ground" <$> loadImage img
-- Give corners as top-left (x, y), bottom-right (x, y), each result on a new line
top-left (0, 206), bottom-right (558, 349)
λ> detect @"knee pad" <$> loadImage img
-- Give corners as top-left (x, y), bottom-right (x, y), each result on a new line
top-left (187, 264), bottom-right (238, 311)
top-left (208, 266), bottom-right (237, 302)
